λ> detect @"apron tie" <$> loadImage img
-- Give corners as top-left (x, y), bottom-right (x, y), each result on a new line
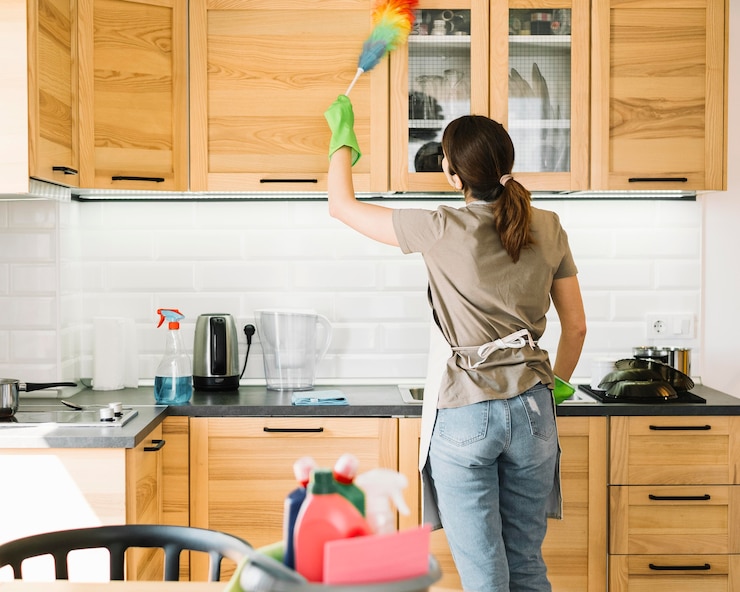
top-left (452, 328), bottom-right (536, 369)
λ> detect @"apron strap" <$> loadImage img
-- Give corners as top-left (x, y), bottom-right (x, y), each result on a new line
top-left (452, 328), bottom-right (536, 369)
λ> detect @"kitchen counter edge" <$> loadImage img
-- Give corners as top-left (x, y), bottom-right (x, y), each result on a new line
top-left (1, 383), bottom-right (738, 449)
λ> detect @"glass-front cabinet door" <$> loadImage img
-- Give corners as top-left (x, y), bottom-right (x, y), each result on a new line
top-left (390, 0), bottom-right (589, 192)
top-left (492, 0), bottom-right (589, 191)
top-left (390, 0), bottom-right (489, 192)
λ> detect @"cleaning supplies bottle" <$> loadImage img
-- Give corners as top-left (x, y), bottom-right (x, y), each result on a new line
top-left (154, 308), bottom-right (192, 405)
top-left (293, 468), bottom-right (370, 582)
top-left (332, 453), bottom-right (365, 515)
top-left (282, 456), bottom-right (317, 569)
top-left (355, 468), bottom-right (410, 534)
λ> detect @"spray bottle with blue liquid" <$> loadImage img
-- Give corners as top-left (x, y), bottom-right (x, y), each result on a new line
top-left (155, 308), bottom-right (192, 405)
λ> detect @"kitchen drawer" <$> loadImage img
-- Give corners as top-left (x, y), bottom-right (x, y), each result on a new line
top-left (609, 554), bottom-right (740, 592)
top-left (610, 416), bottom-right (740, 485)
top-left (610, 485), bottom-right (740, 555)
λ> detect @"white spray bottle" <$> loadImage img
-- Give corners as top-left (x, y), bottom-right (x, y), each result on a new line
top-left (355, 468), bottom-right (410, 534)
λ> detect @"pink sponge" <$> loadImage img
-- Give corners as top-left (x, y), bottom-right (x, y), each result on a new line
top-left (323, 524), bottom-right (431, 585)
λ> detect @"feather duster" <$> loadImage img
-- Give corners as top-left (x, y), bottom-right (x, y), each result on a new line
top-left (345, 0), bottom-right (419, 96)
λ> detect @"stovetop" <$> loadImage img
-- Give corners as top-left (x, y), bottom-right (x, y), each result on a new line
top-left (578, 384), bottom-right (706, 404)
top-left (0, 408), bottom-right (139, 427)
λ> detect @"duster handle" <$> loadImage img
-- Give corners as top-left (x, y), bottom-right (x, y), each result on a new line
top-left (344, 68), bottom-right (364, 96)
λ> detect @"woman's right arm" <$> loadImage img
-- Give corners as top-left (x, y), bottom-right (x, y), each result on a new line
top-left (550, 275), bottom-right (587, 381)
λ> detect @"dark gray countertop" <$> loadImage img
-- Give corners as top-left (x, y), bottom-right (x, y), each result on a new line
top-left (1, 383), bottom-right (738, 449)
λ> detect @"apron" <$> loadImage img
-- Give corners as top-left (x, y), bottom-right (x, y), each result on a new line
top-left (418, 321), bottom-right (563, 529)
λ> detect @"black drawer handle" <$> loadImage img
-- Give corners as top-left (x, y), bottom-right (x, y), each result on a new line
top-left (629, 177), bottom-right (688, 183)
top-left (112, 175), bottom-right (165, 183)
top-left (649, 563), bottom-right (711, 571)
top-left (263, 427), bottom-right (324, 433)
top-left (649, 424), bottom-right (711, 431)
top-left (648, 494), bottom-right (711, 501)
top-left (144, 439), bottom-right (166, 452)
top-left (259, 178), bottom-right (319, 184)
top-left (52, 166), bottom-right (79, 175)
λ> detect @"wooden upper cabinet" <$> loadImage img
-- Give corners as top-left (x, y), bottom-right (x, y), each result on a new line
top-left (28, 0), bottom-right (80, 187)
top-left (189, 0), bottom-right (389, 193)
top-left (77, 0), bottom-right (188, 191)
top-left (591, 0), bottom-right (727, 191)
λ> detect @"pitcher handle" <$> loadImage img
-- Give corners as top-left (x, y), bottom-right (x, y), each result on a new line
top-left (315, 314), bottom-right (333, 362)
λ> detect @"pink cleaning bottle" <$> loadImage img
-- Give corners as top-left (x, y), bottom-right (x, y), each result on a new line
top-left (293, 468), bottom-right (370, 582)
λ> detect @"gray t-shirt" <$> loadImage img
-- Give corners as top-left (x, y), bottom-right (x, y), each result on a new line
top-left (393, 201), bottom-right (578, 407)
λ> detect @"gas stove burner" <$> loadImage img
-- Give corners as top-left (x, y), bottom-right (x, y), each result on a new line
top-left (578, 385), bottom-right (706, 404)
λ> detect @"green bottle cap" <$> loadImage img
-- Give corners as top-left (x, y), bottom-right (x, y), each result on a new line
top-left (309, 469), bottom-right (337, 495)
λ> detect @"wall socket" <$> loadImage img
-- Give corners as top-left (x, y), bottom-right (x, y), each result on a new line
top-left (645, 314), bottom-right (695, 339)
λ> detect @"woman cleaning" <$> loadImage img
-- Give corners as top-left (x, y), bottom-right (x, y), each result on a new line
top-left (324, 95), bottom-right (587, 592)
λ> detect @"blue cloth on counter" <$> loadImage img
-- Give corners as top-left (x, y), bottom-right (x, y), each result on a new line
top-left (291, 390), bottom-right (349, 406)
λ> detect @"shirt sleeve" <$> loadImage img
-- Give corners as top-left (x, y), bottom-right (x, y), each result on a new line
top-left (392, 207), bottom-right (446, 254)
top-left (553, 221), bottom-right (578, 279)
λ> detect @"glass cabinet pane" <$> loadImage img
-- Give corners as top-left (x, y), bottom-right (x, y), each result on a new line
top-left (407, 8), bottom-right (472, 174)
top-left (507, 8), bottom-right (572, 174)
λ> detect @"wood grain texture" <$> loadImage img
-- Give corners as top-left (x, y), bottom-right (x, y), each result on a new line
top-left (190, 0), bottom-right (388, 192)
top-left (189, 417), bottom-right (398, 581)
top-left (78, 0), bottom-right (188, 190)
top-left (591, 0), bottom-right (727, 190)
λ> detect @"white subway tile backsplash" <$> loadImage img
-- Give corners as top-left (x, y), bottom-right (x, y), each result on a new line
top-left (10, 264), bottom-right (57, 293)
top-left (0, 198), bottom-right (704, 383)
top-left (0, 232), bottom-right (55, 261)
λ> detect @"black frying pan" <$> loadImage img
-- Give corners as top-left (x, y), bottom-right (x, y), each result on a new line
top-left (614, 358), bottom-right (694, 391)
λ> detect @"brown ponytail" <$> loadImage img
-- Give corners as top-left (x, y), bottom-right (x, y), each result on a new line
top-left (442, 116), bottom-right (533, 262)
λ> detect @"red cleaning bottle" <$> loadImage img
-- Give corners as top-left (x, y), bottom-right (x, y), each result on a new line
top-left (293, 468), bottom-right (370, 582)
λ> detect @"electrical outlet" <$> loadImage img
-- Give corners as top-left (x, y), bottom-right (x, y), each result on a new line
top-left (645, 314), bottom-right (694, 339)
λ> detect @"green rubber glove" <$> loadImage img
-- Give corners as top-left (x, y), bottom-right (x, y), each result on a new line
top-left (324, 94), bottom-right (361, 166)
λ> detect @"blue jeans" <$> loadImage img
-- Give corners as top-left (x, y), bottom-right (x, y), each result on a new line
top-left (428, 383), bottom-right (558, 592)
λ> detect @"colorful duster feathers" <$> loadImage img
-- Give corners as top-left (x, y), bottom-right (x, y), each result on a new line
top-left (345, 0), bottom-right (419, 95)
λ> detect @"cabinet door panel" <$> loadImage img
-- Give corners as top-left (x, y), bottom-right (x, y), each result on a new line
top-left (591, 0), bottom-right (726, 191)
top-left (30, 0), bottom-right (80, 187)
top-left (610, 416), bottom-right (740, 486)
top-left (609, 554), bottom-right (740, 592)
top-left (610, 485), bottom-right (740, 555)
top-left (190, 0), bottom-right (388, 193)
top-left (78, 0), bottom-right (188, 191)
top-left (189, 417), bottom-right (398, 581)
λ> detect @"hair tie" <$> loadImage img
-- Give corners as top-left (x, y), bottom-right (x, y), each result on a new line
top-left (499, 174), bottom-right (513, 187)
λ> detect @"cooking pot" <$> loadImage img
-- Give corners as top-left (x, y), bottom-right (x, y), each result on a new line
top-left (596, 358), bottom-right (693, 402)
top-left (0, 379), bottom-right (77, 418)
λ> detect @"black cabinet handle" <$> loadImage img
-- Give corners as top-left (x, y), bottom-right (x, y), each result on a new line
top-left (263, 427), bottom-right (324, 433)
top-left (144, 439), bottom-right (166, 452)
top-left (52, 166), bottom-right (79, 175)
top-left (112, 175), bottom-right (165, 183)
top-left (649, 424), bottom-right (711, 431)
top-left (259, 179), bottom-right (318, 184)
top-left (648, 493), bottom-right (711, 501)
top-left (629, 177), bottom-right (688, 183)
top-left (649, 563), bottom-right (711, 571)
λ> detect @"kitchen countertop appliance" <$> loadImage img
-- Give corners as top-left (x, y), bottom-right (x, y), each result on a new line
top-left (193, 314), bottom-right (240, 391)
top-left (255, 309), bottom-right (332, 391)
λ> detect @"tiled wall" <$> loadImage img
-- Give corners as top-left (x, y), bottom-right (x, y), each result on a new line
top-left (0, 196), bottom-right (702, 385)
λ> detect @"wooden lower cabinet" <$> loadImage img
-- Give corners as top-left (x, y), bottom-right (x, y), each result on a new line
top-left (188, 416), bottom-right (399, 582)
top-left (398, 416), bottom-right (607, 591)
top-left (609, 416), bottom-right (740, 591)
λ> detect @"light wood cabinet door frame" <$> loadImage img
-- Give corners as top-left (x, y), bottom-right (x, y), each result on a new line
top-left (189, 416), bottom-right (398, 581)
top-left (189, 0), bottom-right (389, 193)
top-left (77, 0), bottom-right (188, 191)
top-left (491, 0), bottom-right (591, 192)
top-left (590, 0), bottom-right (727, 191)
